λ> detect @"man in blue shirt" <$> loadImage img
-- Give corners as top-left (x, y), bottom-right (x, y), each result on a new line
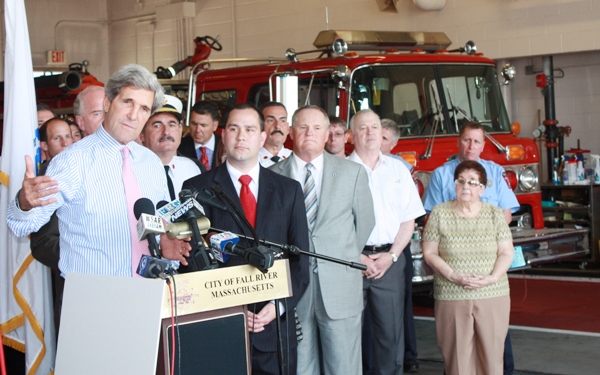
top-left (422, 121), bottom-right (519, 375)
top-left (7, 64), bottom-right (190, 277)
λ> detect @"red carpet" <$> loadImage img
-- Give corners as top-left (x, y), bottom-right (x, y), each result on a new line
top-left (413, 276), bottom-right (600, 333)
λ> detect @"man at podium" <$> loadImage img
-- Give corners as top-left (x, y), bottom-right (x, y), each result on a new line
top-left (183, 104), bottom-right (310, 375)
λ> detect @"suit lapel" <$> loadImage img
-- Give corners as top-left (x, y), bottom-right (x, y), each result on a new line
top-left (255, 167), bottom-right (275, 233)
top-left (213, 164), bottom-right (243, 213)
top-left (315, 152), bottom-right (337, 227)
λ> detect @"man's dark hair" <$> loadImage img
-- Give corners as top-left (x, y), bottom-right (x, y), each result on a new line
top-left (39, 117), bottom-right (62, 143)
top-left (260, 101), bottom-right (286, 113)
top-left (191, 101), bottom-right (220, 121)
top-left (459, 121), bottom-right (485, 137)
top-left (36, 103), bottom-right (53, 113)
top-left (221, 103), bottom-right (265, 131)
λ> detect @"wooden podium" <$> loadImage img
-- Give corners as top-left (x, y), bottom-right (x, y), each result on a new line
top-left (55, 260), bottom-right (292, 375)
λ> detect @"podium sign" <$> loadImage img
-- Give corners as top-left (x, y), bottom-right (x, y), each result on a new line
top-left (161, 259), bottom-right (292, 317)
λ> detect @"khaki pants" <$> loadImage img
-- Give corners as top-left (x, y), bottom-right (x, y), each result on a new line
top-left (434, 295), bottom-right (510, 375)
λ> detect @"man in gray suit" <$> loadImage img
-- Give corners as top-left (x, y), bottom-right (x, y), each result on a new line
top-left (271, 105), bottom-right (376, 375)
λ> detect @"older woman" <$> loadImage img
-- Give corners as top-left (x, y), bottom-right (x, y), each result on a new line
top-left (422, 160), bottom-right (514, 375)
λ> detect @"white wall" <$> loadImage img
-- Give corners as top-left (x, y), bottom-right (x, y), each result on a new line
top-left (14, 0), bottom-right (110, 81)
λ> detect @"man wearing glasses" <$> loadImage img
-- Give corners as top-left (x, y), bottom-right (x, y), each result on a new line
top-left (422, 120), bottom-right (519, 375)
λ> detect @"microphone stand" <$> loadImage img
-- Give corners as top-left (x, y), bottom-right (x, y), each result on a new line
top-left (209, 227), bottom-right (368, 271)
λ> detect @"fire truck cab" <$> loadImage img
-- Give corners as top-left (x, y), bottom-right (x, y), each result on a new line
top-left (180, 30), bottom-right (588, 284)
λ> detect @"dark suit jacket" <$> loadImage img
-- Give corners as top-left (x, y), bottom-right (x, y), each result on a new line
top-left (182, 164), bottom-right (310, 355)
top-left (30, 161), bottom-right (60, 270)
top-left (178, 134), bottom-right (222, 170)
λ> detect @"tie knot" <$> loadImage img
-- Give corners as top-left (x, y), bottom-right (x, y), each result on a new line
top-left (121, 147), bottom-right (130, 160)
top-left (306, 163), bottom-right (313, 172)
top-left (271, 155), bottom-right (281, 163)
top-left (239, 174), bottom-right (252, 187)
top-left (164, 165), bottom-right (170, 173)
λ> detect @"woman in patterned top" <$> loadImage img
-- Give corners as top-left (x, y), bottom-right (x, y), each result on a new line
top-left (422, 160), bottom-right (514, 375)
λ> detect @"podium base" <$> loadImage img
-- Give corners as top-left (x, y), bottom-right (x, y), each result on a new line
top-left (157, 305), bottom-right (250, 375)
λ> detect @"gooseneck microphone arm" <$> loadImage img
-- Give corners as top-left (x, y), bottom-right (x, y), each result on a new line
top-left (209, 227), bottom-right (368, 271)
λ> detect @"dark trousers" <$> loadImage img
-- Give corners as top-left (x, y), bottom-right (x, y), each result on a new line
top-left (403, 247), bottom-right (418, 361)
top-left (504, 332), bottom-right (514, 375)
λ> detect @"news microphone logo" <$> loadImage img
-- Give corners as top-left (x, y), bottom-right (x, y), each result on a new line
top-left (156, 198), bottom-right (205, 223)
top-left (136, 213), bottom-right (165, 241)
top-left (209, 232), bottom-right (239, 263)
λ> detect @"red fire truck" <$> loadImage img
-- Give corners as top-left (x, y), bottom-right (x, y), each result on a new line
top-left (12, 31), bottom-right (587, 283)
top-left (171, 30), bottom-right (587, 283)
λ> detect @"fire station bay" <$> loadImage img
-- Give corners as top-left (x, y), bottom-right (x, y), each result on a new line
top-left (2, 1), bottom-right (600, 375)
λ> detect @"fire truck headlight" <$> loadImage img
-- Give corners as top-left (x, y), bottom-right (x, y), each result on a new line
top-left (518, 166), bottom-right (538, 191)
top-left (517, 212), bottom-right (533, 229)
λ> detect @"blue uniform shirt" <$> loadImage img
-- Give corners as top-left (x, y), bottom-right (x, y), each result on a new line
top-left (423, 158), bottom-right (520, 213)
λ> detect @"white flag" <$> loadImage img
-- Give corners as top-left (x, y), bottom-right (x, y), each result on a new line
top-left (1, 0), bottom-right (56, 374)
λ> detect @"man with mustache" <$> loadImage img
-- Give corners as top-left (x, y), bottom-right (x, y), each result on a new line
top-left (258, 102), bottom-right (292, 167)
top-left (140, 95), bottom-right (202, 200)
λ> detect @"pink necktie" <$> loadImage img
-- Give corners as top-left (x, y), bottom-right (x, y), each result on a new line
top-left (121, 147), bottom-right (150, 277)
top-left (238, 175), bottom-right (257, 228)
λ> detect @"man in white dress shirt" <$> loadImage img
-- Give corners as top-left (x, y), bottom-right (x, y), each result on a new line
top-left (140, 95), bottom-right (201, 199)
top-left (348, 109), bottom-right (425, 374)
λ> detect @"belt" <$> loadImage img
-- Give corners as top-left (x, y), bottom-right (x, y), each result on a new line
top-left (362, 243), bottom-right (393, 253)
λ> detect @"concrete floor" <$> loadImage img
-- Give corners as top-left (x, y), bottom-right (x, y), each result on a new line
top-left (413, 318), bottom-right (600, 375)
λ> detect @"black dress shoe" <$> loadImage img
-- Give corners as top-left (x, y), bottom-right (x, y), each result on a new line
top-left (404, 359), bottom-right (419, 373)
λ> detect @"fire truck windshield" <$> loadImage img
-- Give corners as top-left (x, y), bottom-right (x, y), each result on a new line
top-left (349, 64), bottom-right (511, 137)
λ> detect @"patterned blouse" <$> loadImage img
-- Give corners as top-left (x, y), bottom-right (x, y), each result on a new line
top-left (423, 201), bottom-right (513, 301)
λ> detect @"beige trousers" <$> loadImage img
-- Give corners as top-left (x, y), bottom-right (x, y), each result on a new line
top-left (434, 295), bottom-right (510, 375)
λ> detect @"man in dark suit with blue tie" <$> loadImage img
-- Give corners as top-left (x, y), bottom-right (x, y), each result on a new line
top-left (183, 104), bottom-right (310, 375)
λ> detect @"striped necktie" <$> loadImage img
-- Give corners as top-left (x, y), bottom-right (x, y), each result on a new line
top-left (304, 163), bottom-right (318, 229)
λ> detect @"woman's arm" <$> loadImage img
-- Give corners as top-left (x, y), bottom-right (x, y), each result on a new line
top-left (423, 240), bottom-right (471, 287)
top-left (468, 240), bottom-right (514, 288)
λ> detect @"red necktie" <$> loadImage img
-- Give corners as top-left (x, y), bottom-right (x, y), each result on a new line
top-left (200, 146), bottom-right (210, 170)
top-left (121, 147), bottom-right (150, 277)
top-left (238, 175), bottom-right (257, 228)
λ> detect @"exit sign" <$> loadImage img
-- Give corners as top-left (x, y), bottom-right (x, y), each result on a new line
top-left (47, 50), bottom-right (66, 65)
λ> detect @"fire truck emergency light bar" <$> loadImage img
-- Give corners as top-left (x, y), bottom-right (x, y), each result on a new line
top-left (313, 30), bottom-right (453, 53)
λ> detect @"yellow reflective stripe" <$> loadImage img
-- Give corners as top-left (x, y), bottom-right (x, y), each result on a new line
top-left (0, 170), bottom-right (9, 188)
top-left (13, 254), bottom-right (48, 375)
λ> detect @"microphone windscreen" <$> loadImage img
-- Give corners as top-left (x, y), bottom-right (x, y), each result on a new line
top-left (134, 197), bottom-right (156, 220)
top-left (156, 200), bottom-right (169, 210)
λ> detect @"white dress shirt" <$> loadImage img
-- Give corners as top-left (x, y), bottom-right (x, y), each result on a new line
top-left (348, 151), bottom-right (425, 246)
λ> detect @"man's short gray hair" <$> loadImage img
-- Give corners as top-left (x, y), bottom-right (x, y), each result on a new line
top-left (381, 118), bottom-right (401, 142)
top-left (349, 109), bottom-right (379, 132)
top-left (104, 64), bottom-right (164, 113)
top-left (291, 105), bottom-right (330, 128)
top-left (73, 86), bottom-right (104, 117)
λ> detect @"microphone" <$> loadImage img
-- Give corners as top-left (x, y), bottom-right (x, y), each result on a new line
top-left (207, 231), bottom-right (240, 263)
top-left (190, 187), bottom-right (229, 211)
top-left (137, 254), bottom-right (179, 278)
top-left (134, 198), bottom-right (164, 258)
top-left (207, 231), bottom-right (275, 273)
top-left (176, 190), bottom-right (218, 271)
top-left (165, 217), bottom-right (211, 239)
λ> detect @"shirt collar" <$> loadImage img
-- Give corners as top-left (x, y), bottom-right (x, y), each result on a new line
top-left (226, 160), bottom-right (261, 184)
top-left (195, 133), bottom-right (216, 151)
top-left (292, 152), bottom-right (324, 172)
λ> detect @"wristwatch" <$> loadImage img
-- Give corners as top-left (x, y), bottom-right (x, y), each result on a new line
top-left (389, 250), bottom-right (398, 263)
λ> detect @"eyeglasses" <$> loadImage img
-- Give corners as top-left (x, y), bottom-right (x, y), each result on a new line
top-left (454, 178), bottom-right (484, 188)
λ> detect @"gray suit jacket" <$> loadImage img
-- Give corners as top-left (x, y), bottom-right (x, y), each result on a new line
top-left (271, 152), bottom-right (375, 320)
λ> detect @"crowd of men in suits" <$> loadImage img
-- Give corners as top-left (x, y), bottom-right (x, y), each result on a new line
top-left (14, 63), bottom-right (523, 375)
